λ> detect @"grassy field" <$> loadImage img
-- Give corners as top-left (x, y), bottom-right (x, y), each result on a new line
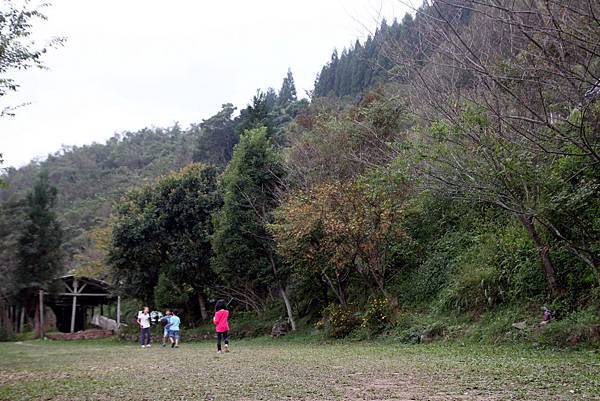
top-left (0, 338), bottom-right (598, 401)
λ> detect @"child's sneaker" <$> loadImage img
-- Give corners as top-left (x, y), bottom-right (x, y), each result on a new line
top-left (171, 342), bottom-right (175, 348)
top-left (217, 350), bottom-right (222, 354)
top-left (224, 344), bottom-right (229, 353)
top-left (147, 344), bottom-right (151, 348)
top-left (141, 345), bottom-right (146, 348)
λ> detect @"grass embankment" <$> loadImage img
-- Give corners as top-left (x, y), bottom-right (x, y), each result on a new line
top-left (0, 338), bottom-right (598, 400)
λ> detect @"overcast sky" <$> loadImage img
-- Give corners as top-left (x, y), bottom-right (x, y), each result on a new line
top-left (0, 0), bottom-right (413, 168)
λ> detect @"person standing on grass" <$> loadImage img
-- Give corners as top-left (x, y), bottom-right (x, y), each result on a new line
top-left (213, 299), bottom-right (230, 354)
top-left (159, 309), bottom-right (172, 347)
top-left (137, 306), bottom-right (152, 348)
top-left (166, 310), bottom-right (181, 348)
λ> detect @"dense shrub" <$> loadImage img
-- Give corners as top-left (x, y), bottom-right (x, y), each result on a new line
top-left (435, 233), bottom-right (505, 313)
top-left (435, 220), bottom-right (547, 313)
top-left (360, 298), bottom-right (394, 335)
top-left (317, 304), bottom-right (360, 338)
top-left (154, 268), bottom-right (193, 310)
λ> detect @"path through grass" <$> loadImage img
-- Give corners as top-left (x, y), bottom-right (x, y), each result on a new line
top-left (0, 339), bottom-right (598, 400)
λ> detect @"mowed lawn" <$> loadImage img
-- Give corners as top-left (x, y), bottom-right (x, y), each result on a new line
top-left (0, 339), bottom-right (598, 401)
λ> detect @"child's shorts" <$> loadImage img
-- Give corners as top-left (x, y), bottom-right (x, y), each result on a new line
top-left (168, 330), bottom-right (180, 340)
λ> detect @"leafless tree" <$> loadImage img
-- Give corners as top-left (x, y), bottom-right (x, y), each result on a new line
top-left (384, 0), bottom-right (600, 291)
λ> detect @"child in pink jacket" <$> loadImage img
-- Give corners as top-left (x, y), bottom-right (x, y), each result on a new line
top-left (213, 299), bottom-right (230, 353)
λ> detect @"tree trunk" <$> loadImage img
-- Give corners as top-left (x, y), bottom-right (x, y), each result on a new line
top-left (0, 302), bottom-right (13, 337)
top-left (336, 275), bottom-right (348, 308)
top-left (322, 273), bottom-right (347, 307)
top-left (266, 251), bottom-right (296, 331)
top-left (197, 293), bottom-right (208, 321)
top-left (372, 272), bottom-right (399, 308)
top-left (539, 219), bottom-right (600, 286)
top-left (19, 307), bottom-right (25, 333)
top-left (519, 215), bottom-right (559, 295)
top-left (12, 306), bottom-right (17, 332)
top-left (33, 302), bottom-right (40, 339)
top-left (279, 285), bottom-right (296, 331)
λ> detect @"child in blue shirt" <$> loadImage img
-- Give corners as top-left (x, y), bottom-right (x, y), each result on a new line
top-left (165, 310), bottom-right (181, 348)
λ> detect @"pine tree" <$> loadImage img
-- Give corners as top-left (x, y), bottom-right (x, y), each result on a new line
top-left (235, 90), bottom-right (276, 137)
top-left (278, 68), bottom-right (298, 107)
top-left (16, 171), bottom-right (63, 290)
top-left (192, 103), bottom-right (237, 165)
top-left (264, 87), bottom-right (278, 111)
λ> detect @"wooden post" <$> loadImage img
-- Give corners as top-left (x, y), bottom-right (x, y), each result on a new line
top-left (70, 279), bottom-right (78, 333)
top-left (38, 289), bottom-right (45, 338)
top-left (116, 296), bottom-right (121, 333)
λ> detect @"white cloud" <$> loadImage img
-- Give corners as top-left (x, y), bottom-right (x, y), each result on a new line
top-left (0, 0), bottom-right (412, 168)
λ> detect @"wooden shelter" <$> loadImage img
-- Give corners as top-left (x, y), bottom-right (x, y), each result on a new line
top-left (38, 275), bottom-right (121, 336)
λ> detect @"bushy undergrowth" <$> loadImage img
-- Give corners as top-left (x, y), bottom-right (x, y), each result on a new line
top-left (535, 307), bottom-right (600, 347)
top-left (316, 303), bottom-right (360, 339)
top-left (313, 303), bottom-right (599, 348)
top-left (360, 298), bottom-right (394, 336)
top-left (426, 219), bottom-right (546, 314)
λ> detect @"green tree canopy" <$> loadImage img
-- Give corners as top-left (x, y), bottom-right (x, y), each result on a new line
top-left (0, 0), bottom-right (62, 116)
top-left (212, 127), bottom-right (296, 328)
top-left (109, 163), bottom-right (221, 320)
top-left (16, 171), bottom-right (63, 290)
top-left (192, 103), bottom-right (238, 166)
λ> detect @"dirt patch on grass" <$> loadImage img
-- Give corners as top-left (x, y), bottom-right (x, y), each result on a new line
top-left (344, 375), bottom-right (502, 401)
top-left (0, 371), bottom-right (38, 385)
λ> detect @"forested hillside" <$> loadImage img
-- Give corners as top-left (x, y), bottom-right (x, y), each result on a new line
top-left (313, 2), bottom-right (471, 98)
top-left (1, 126), bottom-right (195, 271)
top-left (0, 70), bottom-right (306, 273)
top-left (2, 0), bottom-right (598, 346)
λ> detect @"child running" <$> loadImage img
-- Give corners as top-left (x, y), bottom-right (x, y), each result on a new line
top-left (213, 299), bottom-right (230, 354)
top-left (159, 309), bottom-right (172, 347)
top-left (165, 310), bottom-right (181, 348)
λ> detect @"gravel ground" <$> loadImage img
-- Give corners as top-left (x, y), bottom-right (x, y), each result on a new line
top-left (0, 339), bottom-right (598, 400)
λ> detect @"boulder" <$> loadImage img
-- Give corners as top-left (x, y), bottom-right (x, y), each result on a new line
top-left (91, 315), bottom-right (118, 331)
top-left (512, 321), bottom-right (527, 330)
top-left (420, 333), bottom-right (435, 344)
top-left (271, 320), bottom-right (291, 338)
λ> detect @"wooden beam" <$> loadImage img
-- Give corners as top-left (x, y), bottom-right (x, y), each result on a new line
top-left (57, 293), bottom-right (110, 297)
top-left (70, 280), bottom-right (78, 333)
top-left (63, 281), bottom-right (74, 293)
top-left (77, 283), bottom-right (88, 294)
